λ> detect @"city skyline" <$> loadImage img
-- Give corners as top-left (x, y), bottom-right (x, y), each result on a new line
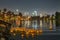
top-left (0, 0), bottom-right (60, 15)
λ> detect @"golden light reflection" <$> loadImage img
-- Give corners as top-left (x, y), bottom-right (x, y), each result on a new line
top-left (40, 14), bottom-right (43, 17)
top-left (25, 16), bottom-right (31, 20)
top-left (10, 27), bottom-right (43, 37)
top-left (13, 33), bottom-right (16, 36)
top-left (40, 20), bottom-right (42, 29)
top-left (10, 30), bottom-right (13, 33)
top-left (25, 21), bottom-right (27, 28)
top-left (36, 30), bottom-right (43, 35)
top-left (31, 33), bottom-right (35, 37)
top-left (39, 30), bottom-right (43, 33)
top-left (26, 32), bottom-right (29, 37)
top-left (27, 20), bottom-right (30, 28)
top-left (49, 20), bottom-right (52, 31)
top-left (36, 30), bottom-right (40, 35)
top-left (28, 21), bottom-right (30, 25)
top-left (47, 18), bottom-right (49, 22)
top-left (1, 38), bottom-right (5, 40)
top-left (0, 24), bottom-right (6, 28)
top-left (53, 16), bottom-right (55, 19)
top-left (28, 16), bottom-right (31, 19)
top-left (21, 34), bottom-right (24, 38)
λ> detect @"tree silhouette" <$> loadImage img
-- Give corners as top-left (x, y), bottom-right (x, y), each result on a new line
top-left (0, 10), bottom-right (1, 14)
top-left (0, 10), bottom-right (1, 17)
top-left (3, 8), bottom-right (7, 13)
top-left (2, 8), bottom-right (7, 15)
top-left (7, 10), bottom-right (12, 15)
top-left (55, 12), bottom-right (60, 26)
top-left (0, 10), bottom-right (1, 13)
top-left (19, 12), bottom-right (22, 17)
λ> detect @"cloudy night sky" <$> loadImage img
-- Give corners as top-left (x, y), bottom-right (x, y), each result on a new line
top-left (0, 0), bottom-right (60, 15)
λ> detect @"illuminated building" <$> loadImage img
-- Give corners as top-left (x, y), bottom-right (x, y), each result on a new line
top-left (24, 12), bottom-right (29, 16)
top-left (32, 11), bottom-right (37, 16)
top-left (40, 14), bottom-right (43, 17)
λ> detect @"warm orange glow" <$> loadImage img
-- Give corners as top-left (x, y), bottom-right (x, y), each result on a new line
top-left (32, 33), bottom-right (35, 37)
top-left (10, 30), bottom-right (13, 33)
top-left (39, 30), bottom-right (43, 33)
top-left (21, 34), bottom-right (24, 38)
top-left (30, 30), bottom-right (34, 33)
top-left (49, 26), bottom-right (52, 31)
top-left (0, 24), bottom-right (6, 28)
top-left (13, 33), bottom-right (16, 36)
top-left (36, 30), bottom-right (39, 35)
top-left (10, 27), bottom-right (43, 36)
top-left (49, 26), bottom-right (52, 29)
top-left (36, 30), bottom-right (43, 35)
top-left (28, 16), bottom-right (31, 19)
top-left (49, 20), bottom-right (53, 30)
top-left (26, 32), bottom-right (29, 35)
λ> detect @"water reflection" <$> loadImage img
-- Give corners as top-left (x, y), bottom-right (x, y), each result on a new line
top-left (21, 20), bottom-right (56, 31)
top-left (22, 20), bottom-right (31, 28)
top-left (40, 20), bottom-right (42, 29)
top-left (49, 20), bottom-right (53, 30)
top-left (53, 20), bottom-right (56, 30)
top-left (0, 38), bottom-right (5, 40)
top-left (1, 20), bottom-right (56, 40)
top-left (32, 20), bottom-right (38, 29)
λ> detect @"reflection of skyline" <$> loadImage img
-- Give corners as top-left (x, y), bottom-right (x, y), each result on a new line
top-left (22, 20), bottom-right (56, 31)
top-left (0, 0), bottom-right (60, 15)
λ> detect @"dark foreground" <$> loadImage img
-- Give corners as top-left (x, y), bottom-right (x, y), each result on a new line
top-left (3, 35), bottom-right (60, 40)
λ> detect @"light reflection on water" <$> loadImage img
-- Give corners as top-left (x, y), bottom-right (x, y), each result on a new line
top-left (22, 20), bottom-right (56, 31)
top-left (0, 20), bottom-right (56, 40)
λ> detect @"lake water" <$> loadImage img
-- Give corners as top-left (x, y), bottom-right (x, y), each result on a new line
top-left (21, 20), bottom-right (56, 31)
top-left (1, 20), bottom-right (60, 40)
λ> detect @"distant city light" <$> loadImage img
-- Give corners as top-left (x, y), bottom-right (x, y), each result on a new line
top-left (16, 9), bottom-right (19, 12)
top-left (44, 13), bottom-right (47, 16)
top-left (40, 14), bottom-right (43, 17)
top-left (34, 11), bottom-right (37, 16)
top-left (24, 12), bottom-right (29, 16)
top-left (32, 11), bottom-right (37, 16)
top-left (32, 13), bottom-right (35, 15)
top-left (34, 11), bottom-right (37, 13)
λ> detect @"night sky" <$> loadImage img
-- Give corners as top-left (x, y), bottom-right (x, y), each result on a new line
top-left (0, 0), bottom-right (60, 15)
